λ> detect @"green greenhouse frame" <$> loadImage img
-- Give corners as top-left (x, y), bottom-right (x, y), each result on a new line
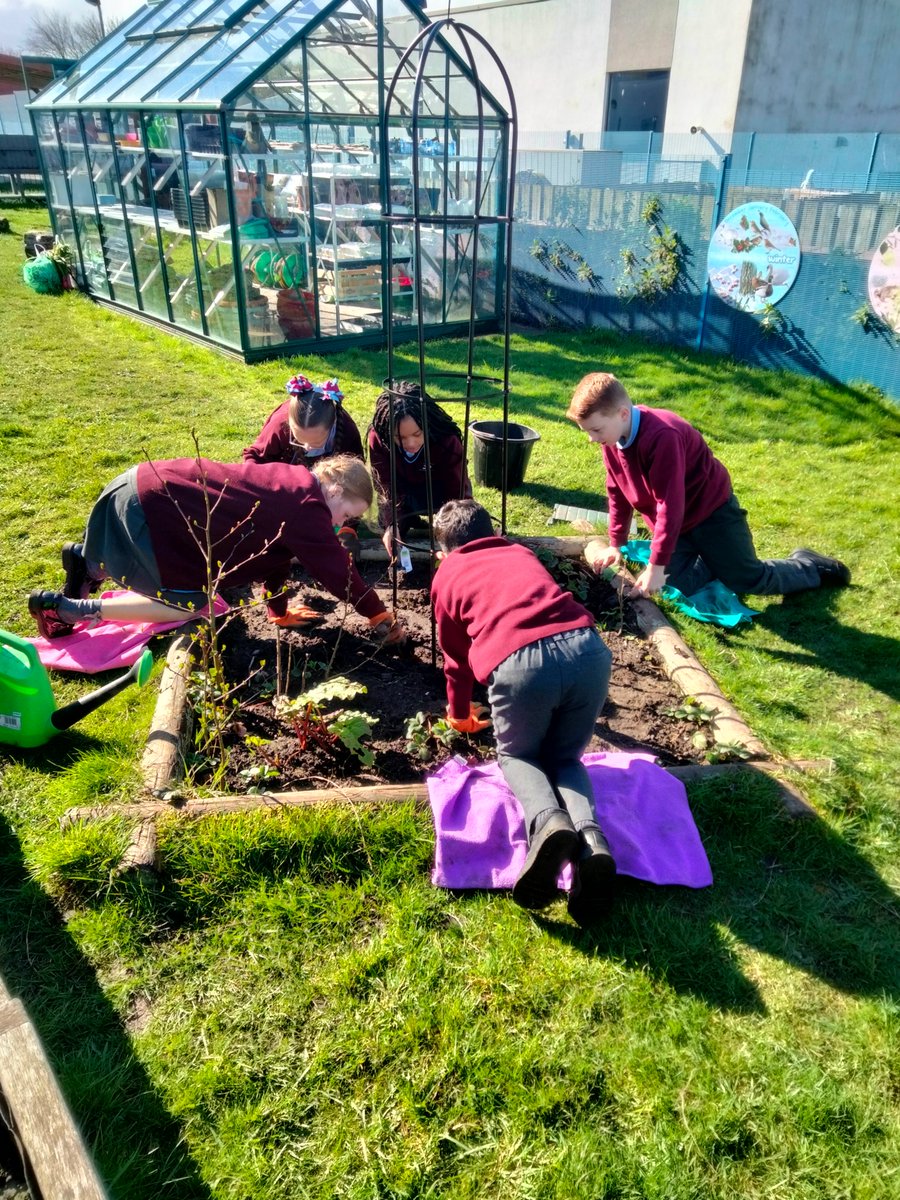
top-left (29, 0), bottom-right (510, 360)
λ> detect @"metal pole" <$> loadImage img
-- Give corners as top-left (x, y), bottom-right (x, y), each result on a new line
top-left (695, 153), bottom-right (731, 354)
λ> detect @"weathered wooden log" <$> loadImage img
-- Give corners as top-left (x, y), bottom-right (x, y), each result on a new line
top-left (0, 995), bottom-right (107, 1199)
top-left (62, 758), bottom-right (833, 826)
top-left (358, 534), bottom-right (590, 564)
top-left (113, 819), bottom-right (160, 875)
top-left (140, 632), bottom-right (195, 793)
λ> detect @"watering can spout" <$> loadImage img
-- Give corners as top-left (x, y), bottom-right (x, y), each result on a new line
top-left (51, 650), bottom-right (153, 732)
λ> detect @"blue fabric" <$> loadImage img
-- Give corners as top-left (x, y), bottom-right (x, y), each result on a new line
top-left (617, 405), bottom-right (641, 449)
top-left (620, 539), bottom-right (759, 628)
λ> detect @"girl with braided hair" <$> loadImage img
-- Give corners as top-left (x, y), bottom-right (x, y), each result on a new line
top-left (367, 381), bottom-right (472, 555)
top-left (243, 375), bottom-right (364, 469)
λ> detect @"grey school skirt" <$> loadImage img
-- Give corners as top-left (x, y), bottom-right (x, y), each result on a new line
top-left (82, 467), bottom-right (209, 609)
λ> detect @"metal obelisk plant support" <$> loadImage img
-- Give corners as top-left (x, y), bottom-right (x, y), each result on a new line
top-left (380, 14), bottom-right (518, 659)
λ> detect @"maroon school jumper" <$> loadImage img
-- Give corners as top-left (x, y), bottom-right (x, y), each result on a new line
top-left (135, 459), bottom-right (385, 619)
top-left (602, 407), bottom-right (732, 566)
top-left (367, 427), bottom-right (471, 528)
top-left (242, 402), bottom-right (364, 467)
top-left (431, 537), bottom-right (593, 718)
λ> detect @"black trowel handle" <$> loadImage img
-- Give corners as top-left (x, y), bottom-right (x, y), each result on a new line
top-left (51, 652), bottom-right (151, 732)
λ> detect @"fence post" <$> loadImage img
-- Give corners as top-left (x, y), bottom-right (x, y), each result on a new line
top-left (645, 131), bottom-right (653, 184)
top-left (695, 152), bottom-right (731, 354)
top-left (864, 133), bottom-right (880, 193)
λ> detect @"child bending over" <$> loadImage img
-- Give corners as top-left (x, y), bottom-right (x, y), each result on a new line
top-left (29, 455), bottom-right (405, 645)
top-left (431, 499), bottom-right (615, 926)
top-left (367, 381), bottom-right (471, 555)
top-left (568, 372), bottom-right (850, 599)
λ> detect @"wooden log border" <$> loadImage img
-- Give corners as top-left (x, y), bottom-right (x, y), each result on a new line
top-left (62, 536), bottom-right (832, 848)
top-left (0, 977), bottom-right (107, 1199)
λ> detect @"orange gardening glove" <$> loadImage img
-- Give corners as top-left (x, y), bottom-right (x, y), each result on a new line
top-left (368, 610), bottom-right (407, 646)
top-left (268, 601), bottom-right (323, 627)
top-left (445, 703), bottom-right (492, 734)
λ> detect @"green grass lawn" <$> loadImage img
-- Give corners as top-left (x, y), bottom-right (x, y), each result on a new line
top-left (1, 201), bottom-right (899, 1199)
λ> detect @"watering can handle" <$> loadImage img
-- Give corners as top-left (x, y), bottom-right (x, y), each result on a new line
top-left (50, 650), bottom-right (153, 731)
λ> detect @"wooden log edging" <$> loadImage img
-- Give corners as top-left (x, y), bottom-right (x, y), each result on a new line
top-left (62, 759), bottom-right (833, 826)
top-left (77, 532), bottom-right (812, 847)
top-left (0, 977), bottom-right (108, 1199)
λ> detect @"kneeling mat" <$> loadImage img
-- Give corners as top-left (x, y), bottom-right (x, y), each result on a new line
top-left (427, 751), bottom-right (713, 891)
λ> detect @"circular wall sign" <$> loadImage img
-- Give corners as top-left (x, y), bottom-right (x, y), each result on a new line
top-left (707, 202), bottom-right (801, 313)
top-left (867, 226), bottom-right (900, 334)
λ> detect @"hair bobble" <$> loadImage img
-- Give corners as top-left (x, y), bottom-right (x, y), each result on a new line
top-left (285, 374), bottom-right (315, 396)
top-left (320, 378), bottom-right (344, 404)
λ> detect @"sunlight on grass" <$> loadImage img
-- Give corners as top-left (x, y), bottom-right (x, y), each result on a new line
top-left (1, 201), bottom-right (898, 1199)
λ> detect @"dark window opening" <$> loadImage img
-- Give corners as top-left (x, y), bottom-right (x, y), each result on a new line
top-left (604, 69), bottom-right (669, 134)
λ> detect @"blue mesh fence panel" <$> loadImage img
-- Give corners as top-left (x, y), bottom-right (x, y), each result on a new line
top-left (510, 132), bottom-right (900, 401)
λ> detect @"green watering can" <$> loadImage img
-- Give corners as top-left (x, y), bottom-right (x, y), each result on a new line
top-left (0, 629), bottom-right (153, 749)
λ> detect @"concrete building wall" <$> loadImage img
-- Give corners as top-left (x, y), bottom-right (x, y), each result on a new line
top-left (734, 0), bottom-right (900, 133)
top-left (446, 0), bottom-right (612, 133)
top-left (664, 0), bottom-right (752, 138)
top-left (607, 0), bottom-right (677, 73)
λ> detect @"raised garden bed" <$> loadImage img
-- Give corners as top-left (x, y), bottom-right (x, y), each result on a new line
top-left (200, 553), bottom-right (711, 795)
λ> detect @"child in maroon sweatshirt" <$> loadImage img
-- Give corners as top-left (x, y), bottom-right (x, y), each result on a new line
top-left (431, 500), bottom-right (615, 925)
top-left (567, 372), bottom-right (850, 599)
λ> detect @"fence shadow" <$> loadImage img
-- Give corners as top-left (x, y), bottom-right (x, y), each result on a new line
top-left (536, 774), bottom-right (900, 1013)
top-left (754, 586), bottom-right (900, 705)
top-left (0, 813), bottom-right (212, 1200)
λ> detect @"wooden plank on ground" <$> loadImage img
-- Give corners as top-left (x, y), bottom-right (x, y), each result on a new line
top-left (0, 995), bottom-right (107, 1200)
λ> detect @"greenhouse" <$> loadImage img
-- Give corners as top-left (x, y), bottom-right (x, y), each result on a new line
top-left (29, 0), bottom-right (510, 359)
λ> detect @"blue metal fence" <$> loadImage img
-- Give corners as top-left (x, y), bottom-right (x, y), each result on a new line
top-left (508, 132), bottom-right (900, 400)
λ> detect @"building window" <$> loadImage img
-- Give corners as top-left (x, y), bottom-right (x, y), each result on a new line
top-left (605, 69), bottom-right (670, 133)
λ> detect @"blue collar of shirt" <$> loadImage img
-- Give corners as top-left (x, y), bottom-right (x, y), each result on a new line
top-left (617, 406), bottom-right (641, 450)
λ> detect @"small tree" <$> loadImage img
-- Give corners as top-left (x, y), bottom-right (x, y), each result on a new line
top-left (26, 11), bottom-right (118, 59)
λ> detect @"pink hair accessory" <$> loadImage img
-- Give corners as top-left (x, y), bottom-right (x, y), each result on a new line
top-left (285, 374), bottom-right (315, 396)
top-left (320, 377), bottom-right (344, 403)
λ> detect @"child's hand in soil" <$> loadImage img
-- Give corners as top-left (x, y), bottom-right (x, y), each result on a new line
top-left (585, 541), bottom-right (621, 573)
top-left (268, 602), bottom-right (322, 627)
top-left (368, 610), bottom-right (407, 646)
top-left (446, 703), bottom-right (492, 734)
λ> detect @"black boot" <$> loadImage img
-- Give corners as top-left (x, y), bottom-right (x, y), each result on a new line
top-left (567, 827), bottom-right (617, 927)
top-left (789, 548), bottom-right (851, 587)
top-left (512, 811), bottom-right (579, 910)
top-left (61, 542), bottom-right (98, 599)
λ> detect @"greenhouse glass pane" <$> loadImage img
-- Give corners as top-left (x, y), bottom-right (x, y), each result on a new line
top-left (151, 0), bottom-right (299, 102)
top-left (306, 77), bottom-right (380, 116)
top-left (112, 31), bottom-right (227, 103)
top-left (191, 0), bottom-right (328, 103)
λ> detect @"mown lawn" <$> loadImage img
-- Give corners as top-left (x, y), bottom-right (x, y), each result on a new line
top-left (1, 201), bottom-right (898, 1200)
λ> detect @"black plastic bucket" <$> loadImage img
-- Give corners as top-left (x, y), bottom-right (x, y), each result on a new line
top-left (469, 421), bottom-right (541, 490)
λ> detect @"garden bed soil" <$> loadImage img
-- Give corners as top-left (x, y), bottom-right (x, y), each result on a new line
top-left (212, 557), bottom-right (707, 794)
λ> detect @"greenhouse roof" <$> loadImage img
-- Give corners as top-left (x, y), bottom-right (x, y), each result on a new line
top-left (29, 0), bottom-right (505, 119)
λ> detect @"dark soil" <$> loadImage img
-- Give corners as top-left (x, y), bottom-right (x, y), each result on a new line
top-left (213, 557), bottom-right (706, 792)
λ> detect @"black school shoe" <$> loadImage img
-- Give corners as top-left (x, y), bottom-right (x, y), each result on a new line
top-left (61, 542), bottom-right (96, 599)
top-left (512, 811), bottom-right (579, 910)
top-left (28, 590), bottom-right (74, 639)
top-left (789, 548), bottom-right (851, 587)
top-left (567, 828), bottom-right (617, 927)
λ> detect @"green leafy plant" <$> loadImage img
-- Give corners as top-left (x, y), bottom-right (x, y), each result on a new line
top-left (706, 740), bottom-right (753, 764)
top-left (758, 301), bottom-right (786, 336)
top-left (238, 763), bottom-right (282, 793)
top-left (616, 197), bottom-right (684, 303)
top-left (534, 547), bottom-right (590, 601)
top-left (664, 697), bottom-right (720, 724)
top-left (276, 676), bottom-right (378, 766)
top-left (404, 711), bottom-right (461, 762)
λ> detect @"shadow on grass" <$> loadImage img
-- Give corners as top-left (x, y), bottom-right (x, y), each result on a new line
top-left (754, 586), bottom-right (900, 705)
top-left (0, 814), bottom-right (212, 1200)
top-left (535, 774), bottom-right (900, 1014)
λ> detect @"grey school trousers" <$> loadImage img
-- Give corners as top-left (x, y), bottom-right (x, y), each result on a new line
top-left (487, 626), bottom-right (612, 840)
top-left (665, 493), bottom-right (820, 597)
